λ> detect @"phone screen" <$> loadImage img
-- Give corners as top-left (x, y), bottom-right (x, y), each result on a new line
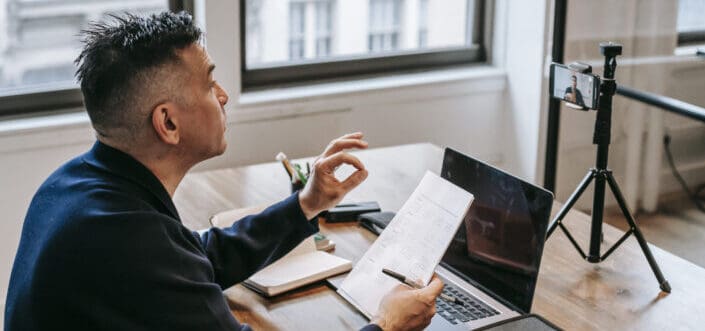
top-left (551, 64), bottom-right (598, 109)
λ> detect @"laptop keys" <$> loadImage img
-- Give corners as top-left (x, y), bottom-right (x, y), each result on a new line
top-left (435, 284), bottom-right (499, 324)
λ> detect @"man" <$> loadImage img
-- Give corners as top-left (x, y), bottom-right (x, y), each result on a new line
top-left (563, 74), bottom-right (585, 107)
top-left (5, 12), bottom-right (442, 331)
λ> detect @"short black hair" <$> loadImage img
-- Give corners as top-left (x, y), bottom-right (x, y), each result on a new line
top-left (75, 11), bottom-right (202, 137)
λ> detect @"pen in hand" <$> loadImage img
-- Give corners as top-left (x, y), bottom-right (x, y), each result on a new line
top-left (381, 268), bottom-right (465, 306)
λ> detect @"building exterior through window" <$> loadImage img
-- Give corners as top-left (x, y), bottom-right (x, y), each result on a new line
top-left (245, 0), bottom-right (471, 69)
top-left (246, 0), bottom-right (263, 63)
top-left (368, 0), bottom-right (401, 53)
top-left (315, 0), bottom-right (333, 57)
top-left (0, 0), bottom-right (168, 95)
top-left (418, 0), bottom-right (429, 48)
top-left (288, 1), bottom-right (306, 60)
top-left (677, 0), bottom-right (705, 45)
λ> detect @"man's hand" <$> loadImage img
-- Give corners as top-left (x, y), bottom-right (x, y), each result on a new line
top-left (298, 132), bottom-right (369, 219)
top-left (372, 275), bottom-right (444, 331)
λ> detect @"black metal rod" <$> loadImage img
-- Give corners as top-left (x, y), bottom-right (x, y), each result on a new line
top-left (588, 171), bottom-right (606, 262)
top-left (605, 171), bottom-right (671, 292)
top-left (586, 45), bottom-right (620, 263)
top-left (600, 229), bottom-right (633, 261)
top-left (547, 170), bottom-right (594, 237)
top-left (543, 0), bottom-right (568, 192)
top-left (560, 224), bottom-right (587, 259)
top-left (617, 85), bottom-right (705, 123)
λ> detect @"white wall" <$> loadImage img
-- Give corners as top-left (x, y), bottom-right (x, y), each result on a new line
top-left (503, 0), bottom-right (549, 183)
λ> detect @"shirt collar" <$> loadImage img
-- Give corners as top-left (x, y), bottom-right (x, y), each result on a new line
top-left (82, 140), bottom-right (181, 220)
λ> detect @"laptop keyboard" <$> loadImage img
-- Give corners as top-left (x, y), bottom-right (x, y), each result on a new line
top-left (435, 284), bottom-right (500, 325)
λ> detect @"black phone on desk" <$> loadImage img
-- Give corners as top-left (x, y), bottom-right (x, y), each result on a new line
top-left (358, 211), bottom-right (395, 235)
top-left (322, 201), bottom-right (381, 223)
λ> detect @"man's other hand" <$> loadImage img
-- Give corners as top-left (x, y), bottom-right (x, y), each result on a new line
top-left (372, 275), bottom-right (444, 331)
top-left (299, 132), bottom-right (369, 219)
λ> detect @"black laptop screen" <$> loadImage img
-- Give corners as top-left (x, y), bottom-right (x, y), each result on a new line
top-left (440, 148), bottom-right (553, 313)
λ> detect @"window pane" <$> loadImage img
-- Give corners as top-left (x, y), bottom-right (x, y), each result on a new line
top-left (418, 0), bottom-right (428, 47)
top-left (0, 0), bottom-right (169, 96)
top-left (245, 0), bottom-right (475, 68)
top-left (246, 0), bottom-right (263, 62)
top-left (288, 2), bottom-right (306, 59)
top-left (677, 0), bottom-right (705, 33)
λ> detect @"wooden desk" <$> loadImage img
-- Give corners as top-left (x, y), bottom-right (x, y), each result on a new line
top-left (174, 143), bottom-right (705, 330)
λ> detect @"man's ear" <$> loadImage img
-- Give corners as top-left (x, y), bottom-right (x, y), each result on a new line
top-left (151, 102), bottom-right (180, 145)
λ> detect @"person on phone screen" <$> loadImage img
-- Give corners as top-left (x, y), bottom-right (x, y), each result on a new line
top-left (564, 74), bottom-right (585, 107)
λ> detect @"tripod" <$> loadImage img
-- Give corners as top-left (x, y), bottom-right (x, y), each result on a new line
top-left (546, 42), bottom-right (671, 293)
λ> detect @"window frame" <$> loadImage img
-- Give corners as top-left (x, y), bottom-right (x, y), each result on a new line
top-left (676, 0), bottom-right (705, 46)
top-left (0, 0), bottom-right (194, 117)
top-left (678, 30), bottom-right (705, 46)
top-left (240, 0), bottom-right (488, 91)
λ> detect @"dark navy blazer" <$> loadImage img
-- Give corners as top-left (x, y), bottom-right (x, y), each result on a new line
top-left (5, 141), bottom-right (380, 331)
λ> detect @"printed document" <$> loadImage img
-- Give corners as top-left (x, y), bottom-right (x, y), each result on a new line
top-left (338, 171), bottom-right (474, 318)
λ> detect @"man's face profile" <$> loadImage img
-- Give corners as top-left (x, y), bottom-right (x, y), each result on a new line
top-left (176, 44), bottom-right (230, 161)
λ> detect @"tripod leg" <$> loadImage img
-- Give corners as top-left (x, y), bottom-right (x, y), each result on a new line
top-left (605, 171), bottom-right (671, 293)
top-left (547, 171), bottom-right (595, 238)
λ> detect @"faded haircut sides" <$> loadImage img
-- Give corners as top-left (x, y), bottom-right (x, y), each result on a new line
top-left (75, 11), bottom-right (202, 139)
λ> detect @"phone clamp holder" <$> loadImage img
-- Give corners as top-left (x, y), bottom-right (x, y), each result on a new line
top-left (567, 62), bottom-right (592, 74)
top-left (546, 42), bottom-right (671, 293)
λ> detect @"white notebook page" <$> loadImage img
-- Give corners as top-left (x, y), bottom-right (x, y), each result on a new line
top-left (338, 171), bottom-right (474, 318)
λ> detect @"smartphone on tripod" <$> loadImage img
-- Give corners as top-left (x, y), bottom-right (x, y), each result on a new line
top-left (549, 63), bottom-right (600, 110)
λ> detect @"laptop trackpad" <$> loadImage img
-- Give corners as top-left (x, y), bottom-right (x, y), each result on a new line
top-left (426, 314), bottom-right (468, 331)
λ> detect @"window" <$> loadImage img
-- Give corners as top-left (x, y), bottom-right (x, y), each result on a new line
top-left (284, 0), bottom-right (334, 60)
top-left (246, 0), bottom-right (263, 63)
top-left (241, 0), bottom-right (487, 90)
top-left (677, 0), bottom-right (705, 45)
top-left (368, 0), bottom-right (401, 52)
top-left (315, 1), bottom-right (333, 57)
top-left (0, 0), bottom-right (190, 117)
top-left (418, 0), bottom-right (429, 48)
top-left (288, 2), bottom-right (306, 60)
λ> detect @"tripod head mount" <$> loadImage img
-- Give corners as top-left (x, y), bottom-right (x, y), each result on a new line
top-left (599, 42), bottom-right (622, 57)
top-left (599, 42), bottom-right (622, 80)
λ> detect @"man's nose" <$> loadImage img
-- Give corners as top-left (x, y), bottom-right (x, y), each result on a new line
top-left (217, 85), bottom-right (229, 107)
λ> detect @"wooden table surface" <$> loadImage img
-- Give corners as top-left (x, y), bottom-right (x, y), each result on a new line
top-left (173, 143), bottom-right (705, 330)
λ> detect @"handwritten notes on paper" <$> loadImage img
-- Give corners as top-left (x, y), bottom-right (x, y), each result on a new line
top-left (338, 171), bottom-right (474, 318)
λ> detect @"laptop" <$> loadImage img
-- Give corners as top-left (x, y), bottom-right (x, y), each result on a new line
top-left (426, 148), bottom-right (554, 330)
